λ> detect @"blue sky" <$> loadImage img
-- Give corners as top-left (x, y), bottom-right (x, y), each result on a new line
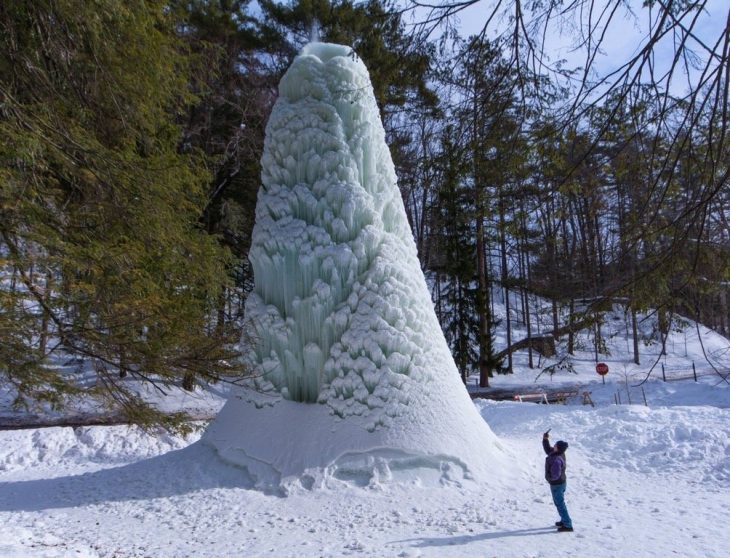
top-left (410, 0), bottom-right (727, 97)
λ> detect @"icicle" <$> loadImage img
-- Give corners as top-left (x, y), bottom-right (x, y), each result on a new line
top-left (244, 43), bottom-right (440, 405)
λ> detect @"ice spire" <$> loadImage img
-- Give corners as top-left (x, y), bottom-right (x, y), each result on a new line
top-left (204, 43), bottom-right (509, 490)
top-left (243, 41), bottom-right (425, 414)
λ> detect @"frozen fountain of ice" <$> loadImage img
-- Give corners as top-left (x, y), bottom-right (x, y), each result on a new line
top-left (203, 43), bottom-right (511, 491)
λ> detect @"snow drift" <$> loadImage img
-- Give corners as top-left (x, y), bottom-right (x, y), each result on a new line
top-left (203, 42), bottom-right (508, 491)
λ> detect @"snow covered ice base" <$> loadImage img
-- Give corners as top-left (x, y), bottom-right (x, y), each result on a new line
top-left (203, 43), bottom-right (510, 491)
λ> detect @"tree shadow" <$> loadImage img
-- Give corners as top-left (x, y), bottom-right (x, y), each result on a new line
top-left (0, 441), bottom-right (257, 512)
top-left (393, 527), bottom-right (557, 548)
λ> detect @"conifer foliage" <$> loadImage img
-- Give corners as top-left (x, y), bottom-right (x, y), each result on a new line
top-left (0, 0), bottom-right (241, 428)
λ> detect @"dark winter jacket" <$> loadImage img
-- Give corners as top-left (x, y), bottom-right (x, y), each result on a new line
top-left (543, 438), bottom-right (567, 485)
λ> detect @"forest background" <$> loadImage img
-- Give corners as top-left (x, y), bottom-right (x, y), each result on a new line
top-left (1, 0), bottom-right (728, 426)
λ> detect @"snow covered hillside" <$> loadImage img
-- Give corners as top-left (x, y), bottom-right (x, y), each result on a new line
top-left (480, 290), bottom-right (730, 392)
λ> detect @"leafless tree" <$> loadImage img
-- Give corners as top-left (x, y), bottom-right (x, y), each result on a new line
top-left (407, 0), bottom-right (728, 287)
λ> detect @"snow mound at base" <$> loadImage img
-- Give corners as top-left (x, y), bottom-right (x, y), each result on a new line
top-left (327, 448), bottom-right (470, 489)
top-left (203, 390), bottom-right (515, 494)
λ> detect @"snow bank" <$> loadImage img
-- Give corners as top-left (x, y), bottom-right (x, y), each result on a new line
top-left (204, 43), bottom-right (508, 490)
top-left (475, 399), bottom-right (730, 485)
top-left (0, 425), bottom-right (198, 474)
top-left (205, 390), bottom-right (511, 493)
top-left (582, 405), bottom-right (730, 483)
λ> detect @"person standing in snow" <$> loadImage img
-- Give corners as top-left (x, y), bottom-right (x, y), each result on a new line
top-left (543, 431), bottom-right (573, 532)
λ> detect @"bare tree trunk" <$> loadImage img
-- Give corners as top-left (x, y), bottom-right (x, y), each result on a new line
top-left (477, 215), bottom-right (490, 388)
top-left (721, 290), bottom-right (729, 337)
top-left (632, 306), bottom-right (640, 365)
top-left (568, 298), bottom-right (575, 355)
top-left (520, 244), bottom-right (533, 369)
top-left (39, 269), bottom-right (53, 356)
top-left (119, 350), bottom-right (127, 378)
top-left (658, 309), bottom-right (670, 355)
top-left (525, 285), bottom-right (533, 368)
top-left (216, 285), bottom-right (227, 335)
top-left (11, 265), bottom-right (18, 292)
top-left (457, 279), bottom-right (467, 384)
top-left (226, 286), bottom-right (233, 327)
top-left (499, 196), bottom-right (512, 372)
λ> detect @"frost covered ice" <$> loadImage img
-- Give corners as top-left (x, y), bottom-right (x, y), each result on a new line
top-left (204, 43), bottom-right (508, 490)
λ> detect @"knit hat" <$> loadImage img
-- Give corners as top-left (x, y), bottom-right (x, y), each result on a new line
top-left (556, 440), bottom-right (569, 452)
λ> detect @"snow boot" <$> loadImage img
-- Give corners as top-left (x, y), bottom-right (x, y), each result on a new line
top-left (555, 521), bottom-right (563, 527)
top-left (557, 525), bottom-right (574, 532)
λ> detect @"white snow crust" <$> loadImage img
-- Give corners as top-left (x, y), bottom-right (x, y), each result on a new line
top-left (2, 374), bottom-right (729, 557)
top-left (203, 43), bottom-right (505, 488)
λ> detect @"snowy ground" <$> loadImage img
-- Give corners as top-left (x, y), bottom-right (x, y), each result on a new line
top-left (2, 310), bottom-right (729, 557)
top-left (0, 381), bottom-right (730, 557)
top-left (2, 379), bottom-right (729, 557)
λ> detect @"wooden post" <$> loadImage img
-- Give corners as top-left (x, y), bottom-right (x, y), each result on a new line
top-left (662, 363), bottom-right (666, 382)
top-left (583, 391), bottom-right (595, 407)
top-left (692, 362), bottom-right (697, 382)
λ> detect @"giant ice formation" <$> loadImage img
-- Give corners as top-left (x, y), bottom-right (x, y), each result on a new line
top-left (204, 43), bottom-right (509, 491)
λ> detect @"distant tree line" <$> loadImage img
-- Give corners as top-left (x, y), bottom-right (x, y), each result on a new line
top-left (1, 0), bottom-right (727, 423)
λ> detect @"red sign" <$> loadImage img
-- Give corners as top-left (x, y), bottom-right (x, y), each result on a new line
top-left (596, 362), bottom-right (609, 375)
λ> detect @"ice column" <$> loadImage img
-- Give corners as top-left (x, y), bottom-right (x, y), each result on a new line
top-left (206, 43), bottom-right (506, 487)
top-left (245, 43), bottom-right (453, 419)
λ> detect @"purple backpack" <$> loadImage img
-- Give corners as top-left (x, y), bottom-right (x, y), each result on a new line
top-left (545, 453), bottom-right (565, 483)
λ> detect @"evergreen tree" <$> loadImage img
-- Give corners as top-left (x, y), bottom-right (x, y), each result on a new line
top-left (430, 126), bottom-right (479, 383)
top-left (444, 36), bottom-right (520, 383)
top-left (0, 0), bottom-right (241, 429)
top-left (176, 0), bottom-right (278, 316)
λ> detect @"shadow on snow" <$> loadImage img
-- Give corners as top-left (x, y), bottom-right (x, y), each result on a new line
top-left (0, 442), bottom-right (257, 512)
top-left (393, 526), bottom-right (557, 548)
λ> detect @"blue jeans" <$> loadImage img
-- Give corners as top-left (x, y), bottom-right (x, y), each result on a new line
top-left (550, 482), bottom-right (572, 528)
